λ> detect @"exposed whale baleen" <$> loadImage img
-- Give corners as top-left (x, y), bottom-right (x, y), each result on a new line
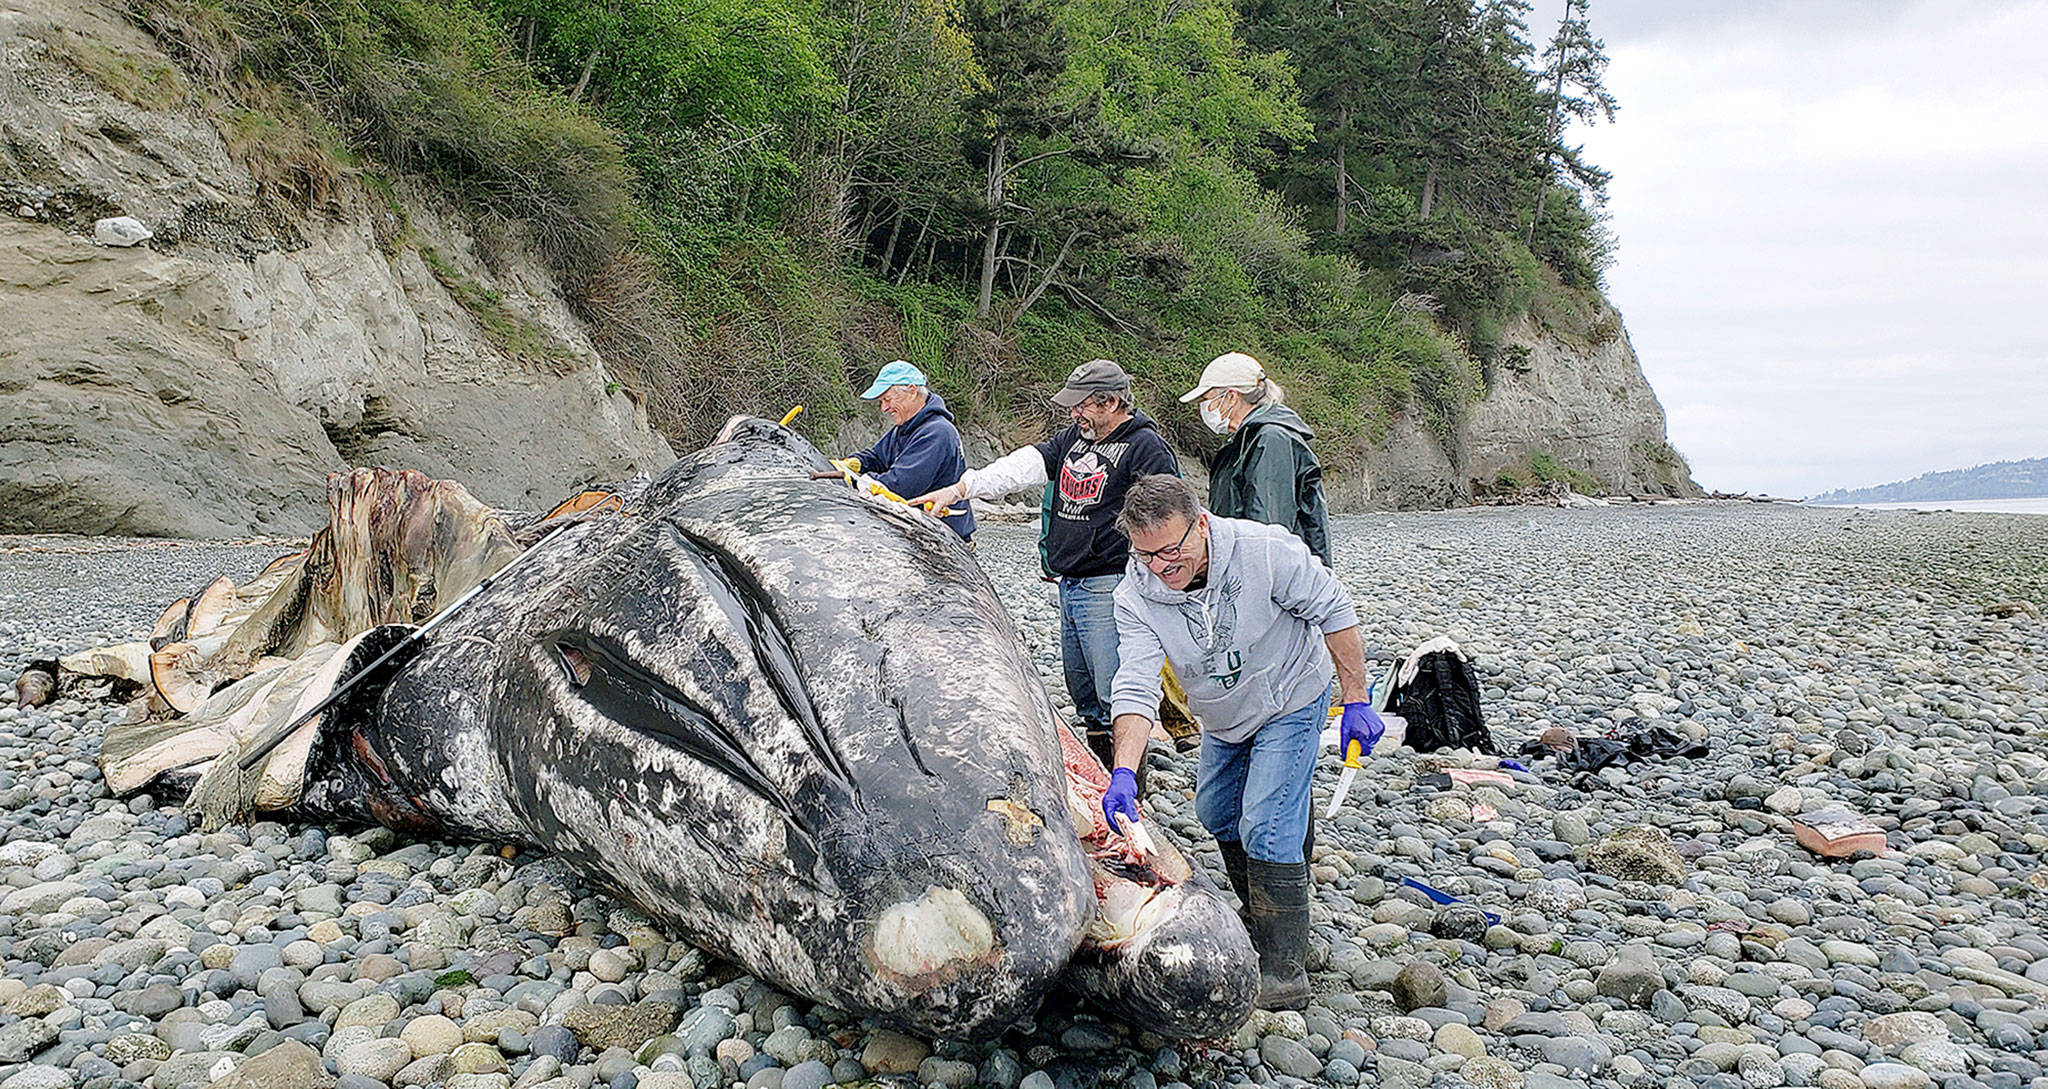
top-left (89, 417), bottom-right (1259, 1040)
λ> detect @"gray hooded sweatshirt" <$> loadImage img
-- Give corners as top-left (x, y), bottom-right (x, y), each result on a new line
top-left (1109, 515), bottom-right (1360, 743)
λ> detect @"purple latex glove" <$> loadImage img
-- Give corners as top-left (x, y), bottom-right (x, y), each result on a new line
top-left (1339, 701), bottom-right (1384, 760)
top-left (1101, 767), bottom-right (1140, 832)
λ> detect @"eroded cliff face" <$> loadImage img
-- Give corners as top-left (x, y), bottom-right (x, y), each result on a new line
top-left (1464, 308), bottom-right (1695, 499)
top-left (0, 0), bottom-right (672, 537)
top-left (1332, 302), bottom-right (1699, 511)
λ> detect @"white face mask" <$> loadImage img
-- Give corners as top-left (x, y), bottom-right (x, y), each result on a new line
top-left (1200, 398), bottom-right (1230, 434)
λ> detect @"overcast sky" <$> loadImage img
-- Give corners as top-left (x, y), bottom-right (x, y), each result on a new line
top-left (1526, 0), bottom-right (2048, 497)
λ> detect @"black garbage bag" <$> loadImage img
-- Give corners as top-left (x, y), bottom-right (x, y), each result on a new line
top-left (1391, 642), bottom-right (1498, 755)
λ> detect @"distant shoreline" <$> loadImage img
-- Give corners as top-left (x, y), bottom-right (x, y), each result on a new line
top-left (1804, 496), bottom-right (2048, 515)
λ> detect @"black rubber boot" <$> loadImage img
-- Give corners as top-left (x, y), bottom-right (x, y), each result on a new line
top-left (1217, 839), bottom-right (1251, 911)
top-left (1245, 858), bottom-right (1312, 1010)
top-left (1219, 830), bottom-right (1308, 916)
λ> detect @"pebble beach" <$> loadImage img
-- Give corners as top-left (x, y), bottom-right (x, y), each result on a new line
top-left (1, 502), bottom-right (2045, 1089)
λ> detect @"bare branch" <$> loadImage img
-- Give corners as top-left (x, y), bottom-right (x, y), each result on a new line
top-left (998, 144), bottom-right (1082, 182)
top-left (1015, 228), bottom-right (1081, 319)
top-left (1051, 280), bottom-right (1136, 334)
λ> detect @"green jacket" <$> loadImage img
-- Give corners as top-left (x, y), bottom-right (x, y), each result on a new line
top-left (1207, 403), bottom-right (1332, 568)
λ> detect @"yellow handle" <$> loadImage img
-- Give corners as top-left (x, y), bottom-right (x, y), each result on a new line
top-left (829, 459), bottom-right (914, 504)
top-left (1343, 739), bottom-right (1363, 767)
top-left (827, 460), bottom-right (955, 515)
top-left (779, 405), bottom-right (804, 427)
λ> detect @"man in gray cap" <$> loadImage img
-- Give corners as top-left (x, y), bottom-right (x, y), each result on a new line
top-left (911, 360), bottom-right (1178, 768)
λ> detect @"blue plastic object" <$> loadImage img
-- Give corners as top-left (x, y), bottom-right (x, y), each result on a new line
top-left (1398, 876), bottom-right (1502, 926)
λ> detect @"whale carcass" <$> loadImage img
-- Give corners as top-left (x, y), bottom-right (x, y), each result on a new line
top-left (83, 417), bottom-right (1257, 1040)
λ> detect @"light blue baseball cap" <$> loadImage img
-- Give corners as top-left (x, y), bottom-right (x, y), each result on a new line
top-left (860, 360), bottom-right (928, 399)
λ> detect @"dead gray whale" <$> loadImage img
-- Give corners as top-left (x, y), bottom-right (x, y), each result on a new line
top-left (87, 416), bottom-right (1256, 1040)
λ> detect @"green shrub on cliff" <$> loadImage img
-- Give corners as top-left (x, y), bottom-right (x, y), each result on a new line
top-left (133, 0), bottom-right (631, 283)
top-left (1529, 450), bottom-right (1603, 495)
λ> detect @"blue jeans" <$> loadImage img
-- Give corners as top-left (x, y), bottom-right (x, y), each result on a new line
top-left (1058, 574), bottom-right (1123, 731)
top-left (1196, 691), bottom-right (1330, 864)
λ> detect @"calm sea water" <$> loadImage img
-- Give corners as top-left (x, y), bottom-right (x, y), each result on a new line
top-left (1810, 497), bottom-right (2048, 515)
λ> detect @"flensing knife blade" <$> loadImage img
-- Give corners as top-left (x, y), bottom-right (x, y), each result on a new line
top-left (1324, 740), bottom-right (1364, 819)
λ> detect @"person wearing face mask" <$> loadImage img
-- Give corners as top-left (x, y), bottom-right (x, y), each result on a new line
top-left (842, 360), bottom-right (975, 541)
top-left (1098, 474), bottom-right (1380, 1010)
top-left (1181, 352), bottom-right (1332, 569)
top-left (909, 359), bottom-right (1178, 769)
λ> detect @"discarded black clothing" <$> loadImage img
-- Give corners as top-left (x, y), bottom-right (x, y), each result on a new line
top-left (1520, 718), bottom-right (1707, 773)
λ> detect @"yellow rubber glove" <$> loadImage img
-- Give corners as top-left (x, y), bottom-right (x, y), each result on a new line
top-left (825, 458), bottom-right (862, 486)
top-left (862, 477), bottom-right (909, 503)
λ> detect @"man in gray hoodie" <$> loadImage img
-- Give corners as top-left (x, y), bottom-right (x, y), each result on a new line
top-left (1098, 475), bottom-right (1382, 1010)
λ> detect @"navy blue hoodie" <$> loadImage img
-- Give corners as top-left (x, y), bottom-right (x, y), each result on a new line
top-left (855, 391), bottom-right (976, 540)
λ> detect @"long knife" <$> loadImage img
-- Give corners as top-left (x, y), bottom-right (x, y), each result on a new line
top-left (1325, 677), bottom-right (1380, 818)
top-left (1324, 739), bottom-right (1364, 819)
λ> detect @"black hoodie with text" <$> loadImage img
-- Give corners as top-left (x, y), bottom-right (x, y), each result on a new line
top-left (1034, 410), bottom-right (1179, 578)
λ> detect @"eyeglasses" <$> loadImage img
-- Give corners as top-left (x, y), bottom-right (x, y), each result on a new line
top-left (1131, 517), bottom-right (1200, 565)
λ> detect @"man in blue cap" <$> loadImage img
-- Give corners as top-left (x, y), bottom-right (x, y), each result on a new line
top-left (845, 360), bottom-right (976, 541)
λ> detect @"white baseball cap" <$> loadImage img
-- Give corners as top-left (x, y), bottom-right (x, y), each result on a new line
top-left (1179, 352), bottom-right (1265, 402)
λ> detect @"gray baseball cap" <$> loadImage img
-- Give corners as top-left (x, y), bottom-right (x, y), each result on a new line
top-left (1048, 358), bottom-right (1132, 408)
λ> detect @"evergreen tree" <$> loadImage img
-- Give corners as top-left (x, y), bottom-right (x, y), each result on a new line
top-left (1526, 0), bottom-right (1615, 246)
top-left (815, 0), bottom-right (978, 273)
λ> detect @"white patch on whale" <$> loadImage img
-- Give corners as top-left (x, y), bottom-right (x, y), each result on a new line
top-left (871, 886), bottom-right (995, 978)
top-left (438, 685), bottom-right (521, 831)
